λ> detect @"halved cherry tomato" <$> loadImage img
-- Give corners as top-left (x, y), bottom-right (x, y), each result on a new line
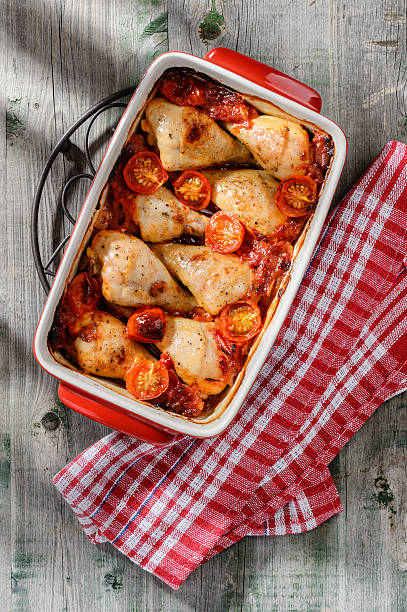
top-left (126, 307), bottom-right (167, 343)
top-left (126, 360), bottom-right (169, 401)
top-left (219, 300), bottom-right (262, 344)
top-left (159, 74), bottom-right (206, 107)
top-left (66, 272), bottom-right (101, 318)
top-left (202, 85), bottom-right (252, 123)
top-left (123, 151), bottom-right (168, 194)
top-left (205, 211), bottom-right (245, 254)
top-left (275, 175), bottom-right (317, 217)
top-left (173, 170), bottom-right (211, 210)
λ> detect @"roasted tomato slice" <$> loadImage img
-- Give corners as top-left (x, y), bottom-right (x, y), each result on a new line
top-left (275, 175), bottom-right (317, 217)
top-left (159, 74), bottom-right (206, 107)
top-left (205, 211), bottom-right (245, 254)
top-left (123, 151), bottom-right (168, 194)
top-left (66, 272), bottom-right (101, 318)
top-left (219, 301), bottom-right (262, 344)
top-left (126, 360), bottom-right (169, 401)
top-left (159, 74), bottom-right (254, 124)
top-left (126, 307), bottom-right (167, 343)
top-left (173, 170), bottom-right (211, 210)
top-left (202, 85), bottom-right (252, 123)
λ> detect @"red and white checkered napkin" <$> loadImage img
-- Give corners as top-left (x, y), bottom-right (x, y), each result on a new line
top-left (54, 141), bottom-right (407, 589)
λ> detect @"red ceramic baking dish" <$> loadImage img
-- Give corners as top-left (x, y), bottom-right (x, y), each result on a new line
top-left (33, 48), bottom-right (347, 445)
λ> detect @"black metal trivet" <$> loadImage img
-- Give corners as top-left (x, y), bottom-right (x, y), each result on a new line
top-left (31, 85), bottom-right (137, 294)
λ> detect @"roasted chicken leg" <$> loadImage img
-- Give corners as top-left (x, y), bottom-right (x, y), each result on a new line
top-left (143, 98), bottom-right (254, 171)
top-left (133, 186), bottom-right (207, 242)
top-left (203, 169), bottom-right (288, 236)
top-left (157, 316), bottom-right (228, 395)
top-left (72, 310), bottom-right (150, 378)
top-left (224, 115), bottom-right (309, 179)
top-left (152, 244), bottom-right (254, 315)
top-left (89, 231), bottom-right (196, 312)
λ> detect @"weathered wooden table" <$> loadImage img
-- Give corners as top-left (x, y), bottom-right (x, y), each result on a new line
top-left (2, 0), bottom-right (406, 610)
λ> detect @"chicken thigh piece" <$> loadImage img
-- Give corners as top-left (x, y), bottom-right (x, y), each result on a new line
top-left (89, 231), bottom-right (196, 312)
top-left (157, 316), bottom-right (227, 394)
top-left (133, 185), bottom-right (207, 242)
top-left (72, 310), bottom-right (150, 378)
top-left (224, 115), bottom-right (309, 179)
top-left (203, 169), bottom-right (288, 236)
top-left (142, 98), bottom-right (253, 171)
top-left (151, 244), bottom-right (254, 315)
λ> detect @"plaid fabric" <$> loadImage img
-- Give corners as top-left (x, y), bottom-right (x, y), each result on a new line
top-left (54, 141), bottom-right (407, 589)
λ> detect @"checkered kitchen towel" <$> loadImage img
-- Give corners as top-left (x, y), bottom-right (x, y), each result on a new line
top-left (54, 141), bottom-right (407, 589)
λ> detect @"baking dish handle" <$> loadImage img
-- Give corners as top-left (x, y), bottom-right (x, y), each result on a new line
top-left (204, 47), bottom-right (322, 113)
top-left (58, 383), bottom-right (178, 445)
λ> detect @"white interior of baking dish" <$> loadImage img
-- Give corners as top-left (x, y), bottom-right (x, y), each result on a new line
top-left (34, 51), bottom-right (346, 438)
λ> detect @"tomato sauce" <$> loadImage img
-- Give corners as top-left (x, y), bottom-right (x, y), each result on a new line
top-left (307, 131), bottom-right (334, 186)
top-left (101, 133), bottom-right (150, 233)
top-left (237, 230), bottom-right (293, 295)
top-left (51, 273), bottom-right (102, 349)
top-left (272, 217), bottom-right (307, 243)
top-left (153, 353), bottom-right (204, 417)
top-left (159, 72), bottom-right (257, 126)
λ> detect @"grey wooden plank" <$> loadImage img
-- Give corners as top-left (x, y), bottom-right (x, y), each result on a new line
top-left (2, 0), bottom-right (407, 610)
top-left (4, 1), bottom-right (170, 611)
top-left (0, 434), bottom-right (11, 611)
top-left (5, 2), bottom-right (66, 610)
top-left (1, 0), bottom-right (11, 608)
top-left (335, 393), bottom-right (407, 612)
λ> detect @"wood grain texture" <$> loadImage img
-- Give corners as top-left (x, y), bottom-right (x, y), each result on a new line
top-left (2, 0), bottom-right (406, 610)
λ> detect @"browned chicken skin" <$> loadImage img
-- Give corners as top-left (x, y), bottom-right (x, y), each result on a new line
top-left (157, 316), bottom-right (228, 395)
top-left (224, 115), bottom-right (309, 179)
top-left (203, 169), bottom-right (288, 236)
top-left (143, 98), bottom-right (254, 171)
top-left (132, 186), bottom-right (207, 242)
top-left (72, 311), bottom-right (150, 378)
top-left (152, 244), bottom-right (255, 315)
top-left (89, 231), bottom-right (196, 312)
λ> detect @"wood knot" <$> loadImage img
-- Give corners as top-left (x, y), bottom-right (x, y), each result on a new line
top-left (104, 571), bottom-right (123, 591)
top-left (41, 412), bottom-right (61, 431)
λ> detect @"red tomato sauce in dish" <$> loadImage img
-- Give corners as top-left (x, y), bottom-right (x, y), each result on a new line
top-left (51, 272), bottom-right (102, 345)
top-left (236, 230), bottom-right (293, 295)
top-left (159, 72), bottom-right (258, 125)
top-left (307, 131), bottom-right (334, 185)
top-left (94, 133), bottom-right (148, 233)
top-left (50, 68), bottom-right (334, 419)
top-left (152, 353), bottom-right (204, 417)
